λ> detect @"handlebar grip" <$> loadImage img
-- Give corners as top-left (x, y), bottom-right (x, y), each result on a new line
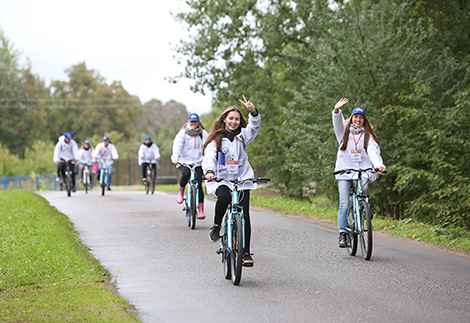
top-left (257, 177), bottom-right (271, 182)
top-left (333, 170), bottom-right (344, 175)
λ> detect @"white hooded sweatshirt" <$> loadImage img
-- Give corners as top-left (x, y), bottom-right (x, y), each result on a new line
top-left (92, 142), bottom-right (119, 165)
top-left (333, 109), bottom-right (385, 181)
top-left (53, 137), bottom-right (79, 162)
top-left (138, 143), bottom-right (161, 166)
top-left (171, 127), bottom-right (208, 164)
top-left (202, 113), bottom-right (261, 198)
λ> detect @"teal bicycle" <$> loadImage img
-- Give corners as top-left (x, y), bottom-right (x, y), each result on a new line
top-left (214, 177), bottom-right (270, 285)
top-left (333, 168), bottom-right (386, 260)
top-left (177, 163), bottom-right (202, 230)
top-left (98, 159), bottom-right (110, 196)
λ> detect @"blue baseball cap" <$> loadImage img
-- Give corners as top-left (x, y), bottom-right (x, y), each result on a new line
top-left (188, 113), bottom-right (199, 122)
top-left (64, 132), bottom-right (72, 140)
top-left (145, 136), bottom-right (151, 141)
top-left (84, 139), bottom-right (90, 145)
top-left (102, 135), bottom-right (109, 141)
top-left (351, 107), bottom-right (366, 117)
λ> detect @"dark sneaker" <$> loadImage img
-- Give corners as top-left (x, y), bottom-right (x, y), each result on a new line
top-left (209, 225), bottom-right (220, 242)
top-left (107, 187), bottom-right (111, 191)
top-left (142, 178), bottom-right (147, 184)
top-left (242, 253), bottom-right (254, 267)
top-left (339, 232), bottom-right (348, 248)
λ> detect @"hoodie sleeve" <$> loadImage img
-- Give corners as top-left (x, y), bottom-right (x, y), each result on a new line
top-left (71, 141), bottom-right (79, 160)
top-left (202, 140), bottom-right (217, 174)
top-left (367, 137), bottom-right (385, 170)
top-left (242, 112), bottom-right (261, 148)
top-left (171, 129), bottom-right (185, 162)
top-left (332, 109), bottom-right (347, 144)
top-left (153, 144), bottom-right (160, 160)
top-left (53, 141), bottom-right (61, 162)
top-left (111, 144), bottom-right (119, 160)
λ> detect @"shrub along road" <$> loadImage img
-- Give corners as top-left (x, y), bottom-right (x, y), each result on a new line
top-left (40, 190), bottom-right (470, 323)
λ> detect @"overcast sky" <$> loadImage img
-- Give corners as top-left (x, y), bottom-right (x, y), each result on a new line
top-left (0, 0), bottom-right (212, 114)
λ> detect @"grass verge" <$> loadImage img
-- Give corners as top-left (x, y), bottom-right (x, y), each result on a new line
top-left (250, 191), bottom-right (470, 253)
top-left (0, 190), bottom-right (138, 322)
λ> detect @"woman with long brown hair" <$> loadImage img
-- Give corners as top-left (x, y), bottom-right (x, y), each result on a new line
top-left (202, 95), bottom-right (260, 266)
top-left (333, 98), bottom-right (386, 248)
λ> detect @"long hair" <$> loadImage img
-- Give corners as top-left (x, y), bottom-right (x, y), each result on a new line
top-left (203, 106), bottom-right (247, 154)
top-left (340, 115), bottom-right (380, 151)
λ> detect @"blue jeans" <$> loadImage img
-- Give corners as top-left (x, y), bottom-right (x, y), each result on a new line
top-left (337, 180), bottom-right (369, 232)
top-left (99, 162), bottom-right (113, 188)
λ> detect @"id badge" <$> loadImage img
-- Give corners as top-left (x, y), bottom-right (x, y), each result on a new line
top-left (351, 150), bottom-right (362, 163)
top-left (226, 160), bottom-right (239, 174)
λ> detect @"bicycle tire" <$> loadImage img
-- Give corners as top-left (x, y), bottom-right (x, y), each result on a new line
top-left (151, 169), bottom-right (155, 195)
top-left (190, 186), bottom-right (197, 230)
top-left (101, 170), bottom-right (106, 196)
top-left (359, 200), bottom-right (373, 260)
top-left (230, 213), bottom-right (243, 285)
top-left (347, 203), bottom-right (358, 256)
top-left (145, 181), bottom-right (149, 195)
top-left (66, 171), bottom-right (72, 197)
top-left (222, 229), bottom-right (231, 280)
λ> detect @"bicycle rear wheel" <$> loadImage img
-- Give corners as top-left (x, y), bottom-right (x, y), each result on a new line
top-left (230, 213), bottom-right (243, 285)
top-left (347, 204), bottom-right (358, 256)
top-left (66, 172), bottom-right (72, 197)
top-left (151, 169), bottom-right (155, 195)
top-left (359, 200), bottom-right (373, 260)
top-left (190, 186), bottom-right (197, 230)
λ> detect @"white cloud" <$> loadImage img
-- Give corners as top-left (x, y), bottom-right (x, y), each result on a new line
top-left (0, 0), bottom-right (212, 114)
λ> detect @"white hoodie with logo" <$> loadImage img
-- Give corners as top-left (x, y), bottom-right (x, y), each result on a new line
top-left (202, 113), bottom-right (261, 198)
top-left (138, 143), bottom-right (161, 166)
top-left (53, 137), bottom-right (79, 162)
top-left (92, 142), bottom-right (119, 165)
top-left (171, 127), bottom-right (208, 165)
top-left (333, 109), bottom-right (385, 181)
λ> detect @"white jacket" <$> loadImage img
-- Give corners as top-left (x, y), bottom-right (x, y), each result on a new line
top-left (333, 109), bottom-right (385, 181)
top-left (92, 142), bottom-right (119, 165)
top-left (202, 113), bottom-right (261, 198)
top-left (79, 147), bottom-right (94, 165)
top-left (53, 138), bottom-right (79, 162)
top-left (138, 143), bottom-right (160, 166)
top-left (171, 127), bottom-right (209, 164)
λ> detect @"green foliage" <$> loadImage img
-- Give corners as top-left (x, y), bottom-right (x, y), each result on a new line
top-left (175, 0), bottom-right (470, 228)
top-left (0, 143), bottom-right (22, 176)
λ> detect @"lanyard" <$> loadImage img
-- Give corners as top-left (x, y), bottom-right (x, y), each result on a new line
top-left (352, 132), bottom-right (363, 149)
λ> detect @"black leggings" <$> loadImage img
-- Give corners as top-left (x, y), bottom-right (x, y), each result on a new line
top-left (142, 163), bottom-right (157, 179)
top-left (179, 165), bottom-right (204, 203)
top-left (57, 160), bottom-right (76, 188)
top-left (215, 185), bottom-right (251, 253)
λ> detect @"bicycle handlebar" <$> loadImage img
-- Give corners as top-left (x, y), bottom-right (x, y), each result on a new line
top-left (333, 168), bottom-right (387, 175)
top-left (212, 177), bottom-right (271, 184)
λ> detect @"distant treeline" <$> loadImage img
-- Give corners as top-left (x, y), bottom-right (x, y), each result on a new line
top-left (0, 32), bottom-right (189, 177)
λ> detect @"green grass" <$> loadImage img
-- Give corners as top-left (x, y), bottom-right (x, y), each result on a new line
top-left (0, 190), bottom-right (138, 322)
top-left (250, 192), bottom-right (470, 253)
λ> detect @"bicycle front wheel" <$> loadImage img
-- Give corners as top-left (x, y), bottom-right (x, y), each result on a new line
top-left (230, 213), bottom-right (244, 285)
top-left (359, 200), bottom-right (373, 260)
top-left (347, 204), bottom-right (358, 256)
top-left (66, 173), bottom-right (72, 197)
top-left (190, 186), bottom-right (197, 230)
top-left (151, 169), bottom-right (155, 195)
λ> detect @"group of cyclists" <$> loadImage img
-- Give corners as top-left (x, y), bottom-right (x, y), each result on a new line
top-left (53, 95), bottom-right (386, 265)
top-left (53, 134), bottom-right (119, 192)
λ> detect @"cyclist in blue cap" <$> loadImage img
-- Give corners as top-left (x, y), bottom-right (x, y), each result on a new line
top-left (171, 112), bottom-right (208, 219)
top-left (92, 135), bottom-right (119, 191)
top-left (138, 136), bottom-right (161, 184)
top-left (78, 139), bottom-right (94, 185)
top-left (332, 98), bottom-right (386, 248)
top-left (53, 132), bottom-right (79, 192)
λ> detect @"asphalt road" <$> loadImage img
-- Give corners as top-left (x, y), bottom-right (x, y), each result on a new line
top-left (40, 189), bottom-right (470, 323)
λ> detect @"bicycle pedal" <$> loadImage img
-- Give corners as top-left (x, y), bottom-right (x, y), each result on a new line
top-left (216, 248), bottom-right (223, 255)
top-left (243, 263), bottom-right (254, 268)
